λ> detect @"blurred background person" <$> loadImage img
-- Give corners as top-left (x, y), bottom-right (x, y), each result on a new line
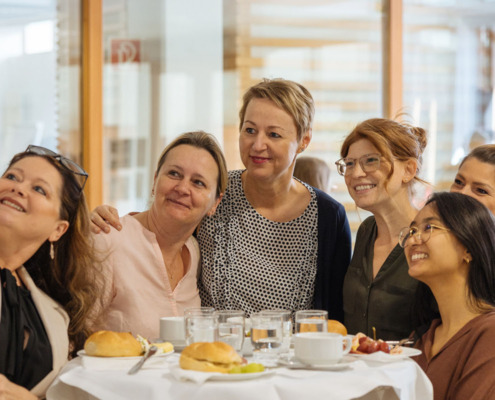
top-left (338, 118), bottom-right (428, 340)
top-left (293, 156), bottom-right (331, 193)
top-left (402, 192), bottom-right (495, 400)
top-left (450, 144), bottom-right (495, 215)
top-left (0, 146), bottom-right (99, 399)
top-left (90, 132), bottom-right (227, 340)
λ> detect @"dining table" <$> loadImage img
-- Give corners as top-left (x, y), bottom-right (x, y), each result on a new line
top-left (46, 348), bottom-right (433, 400)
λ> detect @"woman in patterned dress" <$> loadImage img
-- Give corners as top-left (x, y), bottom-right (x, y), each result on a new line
top-left (91, 79), bottom-right (351, 319)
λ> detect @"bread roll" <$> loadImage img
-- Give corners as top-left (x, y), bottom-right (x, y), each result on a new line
top-left (84, 331), bottom-right (143, 357)
top-left (179, 342), bottom-right (243, 373)
top-left (327, 320), bottom-right (348, 336)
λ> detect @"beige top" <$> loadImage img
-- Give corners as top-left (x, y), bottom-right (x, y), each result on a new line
top-left (0, 267), bottom-right (70, 399)
top-left (91, 215), bottom-right (201, 340)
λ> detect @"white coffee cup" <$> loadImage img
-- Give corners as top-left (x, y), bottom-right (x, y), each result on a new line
top-left (159, 316), bottom-right (185, 345)
top-left (294, 332), bottom-right (352, 365)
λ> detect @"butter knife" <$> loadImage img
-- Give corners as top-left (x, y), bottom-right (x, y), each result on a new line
top-left (128, 345), bottom-right (158, 375)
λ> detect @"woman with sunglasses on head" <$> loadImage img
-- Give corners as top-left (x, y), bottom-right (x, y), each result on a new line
top-left (450, 144), bottom-right (495, 215)
top-left (0, 146), bottom-right (99, 399)
top-left (91, 79), bottom-right (351, 320)
top-left (338, 118), bottom-right (428, 341)
top-left (89, 131), bottom-right (227, 340)
top-left (401, 192), bottom-right (495, 400)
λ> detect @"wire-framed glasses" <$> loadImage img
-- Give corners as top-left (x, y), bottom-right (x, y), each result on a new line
top-left (398, 223), bottom-right (450, 248)
top-left (335, 153), bottom-right (382, 176)
top-left (26, 145), bottom-right (88, 192)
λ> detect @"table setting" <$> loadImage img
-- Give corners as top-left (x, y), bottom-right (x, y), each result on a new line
top-left (46, 308), bottom-right (433, 400)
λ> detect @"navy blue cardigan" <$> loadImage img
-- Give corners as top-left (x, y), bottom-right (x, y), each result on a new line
top-left (313, 188), bottom-right (352, 323)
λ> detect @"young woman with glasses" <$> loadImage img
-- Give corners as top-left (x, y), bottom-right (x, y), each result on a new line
top-left (337, 118), bottom-right (428, 341)
top-left (0, 146), bottom-right (100, 399)
top-left (404, 192), bottom-right (495, 400)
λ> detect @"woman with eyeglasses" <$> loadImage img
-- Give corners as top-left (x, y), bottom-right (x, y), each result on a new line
top-left (450, 144), bottom-right (495, 215)
top-left (0, 146), bottom-right (100, 399)
top-left (337, 118), bottom-right (428, 340)
top-left (89, 131), bottom-right (227, 340)
top-left (90, 79), bottom-right (351, 320)
top-left (402, 192), bottom-right (495, 400)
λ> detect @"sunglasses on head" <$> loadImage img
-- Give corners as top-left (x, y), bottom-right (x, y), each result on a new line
top-left (25, 145), bottom-right (88, 192)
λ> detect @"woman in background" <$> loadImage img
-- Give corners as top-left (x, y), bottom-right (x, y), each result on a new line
top-left (91, 79), bottom-right (351, 319)
top-left (294, 156), bottom-right (331, 193)
top-left (450, 144), bottom-right (495, 215)
top-left (338, 118), bottom-right (428, 340)
top-left (402, 192), bottom-right (495, 400)
top-left (90, 131), bottom-right (227, 340)
top-left (0, 146), bottom-right (98, 399)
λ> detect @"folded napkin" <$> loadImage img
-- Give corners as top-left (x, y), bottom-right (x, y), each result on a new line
top-left (170, 365), bottom-right (224, 384)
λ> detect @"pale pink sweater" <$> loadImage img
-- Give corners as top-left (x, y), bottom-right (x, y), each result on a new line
top-left (92, 214), bottom-right (200, 340)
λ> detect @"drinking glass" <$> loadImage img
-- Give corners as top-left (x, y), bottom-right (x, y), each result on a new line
top-left (185, 308), bottom-right (218, 345)
top-left (294, 310), bottom-right (328, 333)
top-left (250, 312), bottom-right (283, 366)
top-left (216, 310), bottom-right (245, 353)
top-left (259, 310), bottom-right (292, 355)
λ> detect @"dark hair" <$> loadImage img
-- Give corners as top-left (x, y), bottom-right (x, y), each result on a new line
top-left (239, 78), bottom-right (315, 141)
top-left (155, 131), bottom-right (228, 198)
top-left (460, 144), bottom-right (495, 168)
top-left (6, 152), bottom-right (102, 355)
top-left (340, 118), bottom-right (428, 188)
top-left (413, 192), bottom-right (495, 335)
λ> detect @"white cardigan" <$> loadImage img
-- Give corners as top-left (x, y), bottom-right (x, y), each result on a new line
top-left (0, 267), bottom-right (70, 399)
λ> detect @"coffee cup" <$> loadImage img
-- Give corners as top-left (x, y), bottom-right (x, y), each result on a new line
top-left (294, 332), bottom-right (352, 365)
top-left (159, 316), bottom-right (186, 345)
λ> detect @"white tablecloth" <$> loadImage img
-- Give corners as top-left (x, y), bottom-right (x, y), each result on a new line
top-left (47, 353), bottom-right (433, 400)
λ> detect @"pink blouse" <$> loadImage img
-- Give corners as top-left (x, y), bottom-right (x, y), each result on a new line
top-left (92, 215), bottom-right (200, 340)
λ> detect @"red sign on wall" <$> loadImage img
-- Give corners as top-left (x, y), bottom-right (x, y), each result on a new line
top-left (110, 39), bottom-right (141, 63)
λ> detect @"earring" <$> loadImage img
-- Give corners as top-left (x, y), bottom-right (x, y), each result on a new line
top-left (464, 257), bottom-right (471, 264)
top-left (50, 242), bottom-right (55, 260)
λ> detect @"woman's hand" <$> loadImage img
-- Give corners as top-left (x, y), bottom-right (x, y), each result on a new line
top-left (0, 375), bottom-right (36, 400)
top-left (90, 205), bottom-right (122, 234)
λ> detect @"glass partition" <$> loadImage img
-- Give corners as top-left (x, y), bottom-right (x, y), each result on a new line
top-left (0, 0), bottom-right (82, 169)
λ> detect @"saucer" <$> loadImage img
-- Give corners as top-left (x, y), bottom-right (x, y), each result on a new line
top-left (278, 355), bottom-right (354, 371)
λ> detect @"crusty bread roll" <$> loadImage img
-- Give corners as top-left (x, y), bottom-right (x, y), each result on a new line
top-left (179, 342), bottom-right (243, 373)
top-left (327, 320), bottom-right (348, 336)
top-left (84, 331), bottom-right (143, 357)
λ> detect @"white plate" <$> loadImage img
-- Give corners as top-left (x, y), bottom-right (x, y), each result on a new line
top-left (207, 369), bottom-right (275, 381)
top-left (349, 346), bottom-right (422, 361)
top-left (77, 349), bottom-right (174, 369)
top-left (277, 356), bottom-right (354, 371)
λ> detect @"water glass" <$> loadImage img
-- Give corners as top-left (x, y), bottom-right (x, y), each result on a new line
top-left (259, 310), bottom-right (292, 355)
top-left (250, 312), bottom-right (283, 367)
top-left (216, 310), bottom-right (245, 352)
top-left (185, 308), bottom-right (218, 345)
top-left (295, 310), bottom-right (328, 333)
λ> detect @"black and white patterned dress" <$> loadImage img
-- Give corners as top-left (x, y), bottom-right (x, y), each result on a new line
top-left (197, 170), bottom-right (318, 316)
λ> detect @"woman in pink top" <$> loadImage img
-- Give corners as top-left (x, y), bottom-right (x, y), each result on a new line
top-left (399, 192), bottom-right (495, 400)
top-left (91, 131), bottom-right (228, 340)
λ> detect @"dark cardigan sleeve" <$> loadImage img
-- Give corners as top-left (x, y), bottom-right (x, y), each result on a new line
top-left (313, 188), bottom-right (352, 322)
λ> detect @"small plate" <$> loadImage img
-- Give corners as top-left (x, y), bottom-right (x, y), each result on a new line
top-left (278, 355), bottom-right (354, 371)
top-left (77, 349), bottom-right (174, 369)
top-left (349, 346), bottom-right (422, 361)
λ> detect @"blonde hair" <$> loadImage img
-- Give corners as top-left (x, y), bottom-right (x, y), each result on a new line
top-left (239, 78), bottom-right (314, 141)
top-left (294, 156), bottom-right (331, 192)
top-left (155, 131), bottom-right (228, 198)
